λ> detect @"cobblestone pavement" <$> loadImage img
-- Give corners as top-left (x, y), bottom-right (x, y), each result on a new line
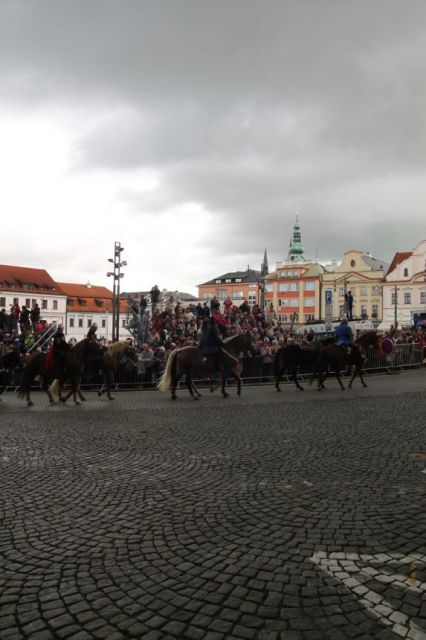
top-left (1, 371), bottom-right (426, 640)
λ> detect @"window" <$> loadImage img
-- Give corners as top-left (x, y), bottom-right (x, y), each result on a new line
top-left (203, 293), bottom-right (211, 301)
top-left (278, 299), bottom-right (288, 307)
top-left (350, 260), bottom-right (356, 267)
top-left (122, 320), bottom-right (126, 327)
top-left (69, 318), bottom-right (75, 327)
top-left (248, 294), bottom-right (256, 303)
top-left (391, 292), bottom-right (398, 305)
top-left (404, 292), bottom-right (411, 304)
top-left (279, 271), bottom-right (286, 278)
top-left (265, 284), bottom-right (273, 292)
top-left (13, 297), bottom-right (19, 305)
top-left (293, 270), bottom-right (300, 277)
top-left (217, 289), bottom-right (227, 300)
top-left (87, 319), bottom-right (92, 327)
top-left (279, 283), bottom-right (288, 292)
top-left (305, 314), bottom-right (315, 321)
top-left (41, 299), bottom-right (48, 309)
top-left (78, 319), bottom-right (83, 327)
top-left (289, 283), bottom-right (298, 291)
top-left (101, 319), bottom-right (106, 328)
top-left (304, 282), bottom-right (315, 291)
top-left (360, 287), bottom-right (368, 296)
top-left (215, 279), bottom-right (221, 284)
top-left (290, 299), bottom-right (299, 307)
top-left (232, 291), bottom-right (243, 299)
top-left (25, 298), bottom-right (31, 307)
top-left (372, 285), bottom-right (381, 295)
top-left (372, 305), bottom-right (378, 319)
top-left (32, 299), bottom-right (37, 307)
top-left (235, 278), bottom-right (241, 283)
top-left (361, 304), bottom-right (368, 318)
top-left (0, 297), bottom-right (5, 307)
top-left (339, 287), bottom-right (345, 296)
top-left (403, 268), bottom-right (409, 277)
top-left (304, 298), bottom-right (315, 307)
top-left (53, 300), bottom-right (58, 310)
top-left (421, 292), bottom-right (426, 304)
top-left (225, 279), bottom-right (231, 283)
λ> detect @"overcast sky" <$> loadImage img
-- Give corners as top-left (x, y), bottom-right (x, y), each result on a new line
top-left (1, 0), bottom-right (425, 294)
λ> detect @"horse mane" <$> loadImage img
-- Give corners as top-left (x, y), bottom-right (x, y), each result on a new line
top-left (223, 334), bottom-right (240, 344)
top-left (108, 341), bottom-right (131, 355)
top-left (356, 330), bottom-right (377, 346)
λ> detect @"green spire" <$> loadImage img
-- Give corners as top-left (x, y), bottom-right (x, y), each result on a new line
top-left (287, 214), bottom-right (304, 261)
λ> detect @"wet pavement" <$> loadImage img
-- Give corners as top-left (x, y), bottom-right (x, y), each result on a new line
top-left (1, 370), bottom-right (426, 639)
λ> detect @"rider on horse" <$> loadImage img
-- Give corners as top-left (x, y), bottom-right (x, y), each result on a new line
top-left (336, 317), bottom-right (354, 354)
top-left (45, 324), bottom-right (69, 375)
top-left (199, 316), bottom-right (224, 369)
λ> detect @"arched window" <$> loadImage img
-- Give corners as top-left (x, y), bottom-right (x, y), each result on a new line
top-left (350, 259), bottom-right (356, 267)
top-left (403, 268), bottom-right (409, 277)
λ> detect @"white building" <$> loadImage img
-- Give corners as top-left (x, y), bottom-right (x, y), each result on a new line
top-left (57, 282), bottom-right (128, 342)
top-left (381, 240), bottom-right (426, 329)
top-left (0, 264), bottom-right (67, 326)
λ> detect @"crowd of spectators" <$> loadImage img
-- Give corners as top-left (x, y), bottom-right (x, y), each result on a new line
top-left (1, 295), bottom-right (426, 390)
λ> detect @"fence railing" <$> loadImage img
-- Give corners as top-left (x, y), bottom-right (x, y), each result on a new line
top-left (1, 343), bottom-right (424, 392)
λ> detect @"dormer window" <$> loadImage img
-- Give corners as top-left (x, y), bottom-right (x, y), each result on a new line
top-left (350, 260), bottom-right (356, 267)
top-left (225, 279), bottom-right (231, 283)
top-left (235, 278), bottom-right (241, 282)
top-left (215, 279), bottom-right (221, 284)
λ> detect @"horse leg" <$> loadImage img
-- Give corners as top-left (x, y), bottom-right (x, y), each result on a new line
top-left (275, 368), bottom-right (282, 392)
top-left (292, 367), bottom-right (304, 391)
top-left (335, 368), bottom-right (345, 390)
top-left (43, 378), bottom-right (55, 405)
top-left (221, 369), bottom-right (229, 398)
top-left (77, 385), bottom-right (86, 402)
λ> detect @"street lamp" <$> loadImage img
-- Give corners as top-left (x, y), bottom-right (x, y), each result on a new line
top-left (107, 241), bottom-right (126, 342)
top-left (393, 284), bottom-right (399, 329)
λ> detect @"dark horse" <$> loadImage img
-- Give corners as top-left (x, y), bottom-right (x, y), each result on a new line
top-left (274, 337), bottom-right (335, 392)
top-left (17, 338), bottom-right (103, 406)
top-left (0, 348), bottom-right (24, 399)
top-left (316, 330), bottom-right (380, 391)
top-left (158, 332), bottom-right (255, 400)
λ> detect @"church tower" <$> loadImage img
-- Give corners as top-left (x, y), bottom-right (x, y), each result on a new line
top-left (287, 214), bottom-right (305, 262)
top-left (261, 247), bottom-right (269, 277)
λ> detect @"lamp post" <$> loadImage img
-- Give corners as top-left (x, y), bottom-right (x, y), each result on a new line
top-left (393, 284), bottom-right (398, 329)
top-left (107, 241), bottom-right (126, 342)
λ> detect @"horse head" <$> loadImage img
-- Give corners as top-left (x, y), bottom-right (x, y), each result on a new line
top-left (124, 345), bottom-right (139, 363)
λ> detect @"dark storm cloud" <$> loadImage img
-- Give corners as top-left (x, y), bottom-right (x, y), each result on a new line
top-left (0, 0), bottom-right (425, 280)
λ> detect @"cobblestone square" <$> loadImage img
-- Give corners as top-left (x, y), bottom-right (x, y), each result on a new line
top-left (1, 371), bottom-right (426, 639)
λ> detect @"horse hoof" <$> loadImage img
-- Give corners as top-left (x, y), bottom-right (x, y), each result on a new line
top-left (75, 401), bottom-right (81, 406)
top-left (60, 398), bottom-right (66, 404)
top-left (97, 391), bottom-right (102, 397)
top-left (108, 396), bottom-right (115, 400)
top-left (223, 393), bottom-right (229, 399)
top-left (171, 396), bottom-right (177, 401)
top-left (193, 396), bottom-right (199, 401)
top-left (27, 401), bottom-right (34, 407)
top-left (276, 387), bottom-right (281, 392)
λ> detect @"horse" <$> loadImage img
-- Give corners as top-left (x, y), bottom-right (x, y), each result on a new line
top-left (0, 348), bottom-right (24, 398)
top-left (157, 332), bottom-right (255, 400)
top-left (274, 337), bottom-right (335, 392)
top-left (316, 330), bottom-right (380, 391)
top-left (17, 338), bottom-right (103, 406)
top-left (96, 341), bottom-right (139, 399)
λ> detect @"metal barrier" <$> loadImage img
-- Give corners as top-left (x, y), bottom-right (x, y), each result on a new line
top-left (1, 343), bottom-right (424, 393)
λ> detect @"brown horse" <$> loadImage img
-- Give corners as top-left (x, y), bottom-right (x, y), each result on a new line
top-left (157, 332), bottom-right (255, 400)
top-left (17, 338), bottom-right (103, 406)
top-left (316, 330), bottom-right (380, 391)
top-left (96, 341), bottom-right (139, 399)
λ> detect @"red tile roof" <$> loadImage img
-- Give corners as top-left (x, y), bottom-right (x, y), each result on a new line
top-left (387, 252), bottom-right (412, 275)
top-left (56, 282), bottom-right (127, 314)
top-left (0, 264), bottom-right (64, 295)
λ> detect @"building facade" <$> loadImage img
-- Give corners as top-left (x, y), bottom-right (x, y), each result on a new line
top-left (263, 215), bottom-right (324, 325)
top-left (381, 240), bottom-right (426, 329)
top-left (198, 268), bottom-right (261, 308)
top-left (0, 264), bottom-right (67, 326)
top-left (58, 282), bottom-right (128, 342)
top-left (321, 251), bottom-right (388, 322)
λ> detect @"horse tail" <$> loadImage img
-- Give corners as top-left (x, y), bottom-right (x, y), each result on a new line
top-left (157, 350), bottom-right (178, 391)
top-left (49, 379), bottom-right (61, 397)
